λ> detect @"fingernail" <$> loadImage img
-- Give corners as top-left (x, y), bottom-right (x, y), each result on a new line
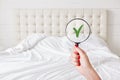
top-left (76, 62), bottom-right (80, 66)
top-left (75, 44), bottom-right (78, 47)
top-left (78, 55), bottom-right (80, 59)
top-left (74, 51), bottom-right (79, 55)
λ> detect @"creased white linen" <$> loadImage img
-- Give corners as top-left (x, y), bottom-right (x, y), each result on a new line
top-left (0, 34), bottom-right (120, 80)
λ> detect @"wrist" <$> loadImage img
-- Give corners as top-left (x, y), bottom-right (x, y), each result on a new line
top-left (83, 67), bottom-right (101, 80)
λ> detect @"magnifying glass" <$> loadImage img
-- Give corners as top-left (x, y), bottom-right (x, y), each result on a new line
top-left (65, 18), bottom-right (91, 65)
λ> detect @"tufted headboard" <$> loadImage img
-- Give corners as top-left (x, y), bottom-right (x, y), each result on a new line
top-left (0, 9), bottom-right (107, 50)
top-left (15, 9), bottom-right (107, 40)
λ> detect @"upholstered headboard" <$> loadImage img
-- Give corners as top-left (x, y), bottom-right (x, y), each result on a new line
top-left (15, 9), bottom-right (107, 40)
top-left (0, 9), bottom-right (107, 50)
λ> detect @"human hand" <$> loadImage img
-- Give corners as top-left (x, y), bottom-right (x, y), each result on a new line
top-left (71, 46), bottom-right (101, 80)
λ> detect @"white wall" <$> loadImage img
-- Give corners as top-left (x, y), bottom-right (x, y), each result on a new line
top-left (0, 0), bottom-right (120, 56)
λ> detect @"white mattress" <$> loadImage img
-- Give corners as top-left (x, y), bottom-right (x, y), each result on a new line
top-left (0, 34), bottom-right (120, 80)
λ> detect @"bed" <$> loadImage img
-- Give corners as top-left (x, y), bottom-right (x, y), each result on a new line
top-left (0, 9), bottom-right (120, 80)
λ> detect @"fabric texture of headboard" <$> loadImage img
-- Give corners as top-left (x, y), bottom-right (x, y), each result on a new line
top-left (0, 9), bottom-right (107, 50)
top-left (15, 9), bottom-right (107, 40)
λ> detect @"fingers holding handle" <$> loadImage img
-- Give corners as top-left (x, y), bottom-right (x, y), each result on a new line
top-left (74, 43), bottom-right (80, 66)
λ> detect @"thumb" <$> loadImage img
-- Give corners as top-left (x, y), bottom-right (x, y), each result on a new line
top-left (74, 46), bottom-right (86, 57)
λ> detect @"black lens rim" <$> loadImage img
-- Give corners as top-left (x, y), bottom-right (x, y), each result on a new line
top-left (65, 18), bottom-right (91, 44)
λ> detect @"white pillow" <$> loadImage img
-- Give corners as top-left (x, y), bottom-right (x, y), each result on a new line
top-left (61, 34), bottom-right (108, 51)
top-left (79, 34), bottom-right (107, 50)
top-left (5, 34), bottom-right (107, 54)
top-left (6, 33), bottom-right (46, 53)
top-left (35, 34), bottom-right (107, 53)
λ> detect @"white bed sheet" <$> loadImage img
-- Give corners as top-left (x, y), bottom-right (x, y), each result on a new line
top-left (0, 34), bottom-right (120, 80)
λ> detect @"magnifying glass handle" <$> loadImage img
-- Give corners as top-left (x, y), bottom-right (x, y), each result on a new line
top-left (74, 43), bottom-right (81, 66)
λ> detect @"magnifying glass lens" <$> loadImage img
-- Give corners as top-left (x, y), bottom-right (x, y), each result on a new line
top-left (66, 18), bottom-right (91, 44)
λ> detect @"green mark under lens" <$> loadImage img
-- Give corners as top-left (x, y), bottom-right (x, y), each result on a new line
top-left (73, 24), bottom-right (84, 38)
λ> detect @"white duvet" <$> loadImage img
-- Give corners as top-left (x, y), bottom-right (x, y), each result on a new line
top-left (0, 34), bottom-right (120, 80)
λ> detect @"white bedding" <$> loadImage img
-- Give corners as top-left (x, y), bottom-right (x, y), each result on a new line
top-left (0, 34), bottom-right (120, 80)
